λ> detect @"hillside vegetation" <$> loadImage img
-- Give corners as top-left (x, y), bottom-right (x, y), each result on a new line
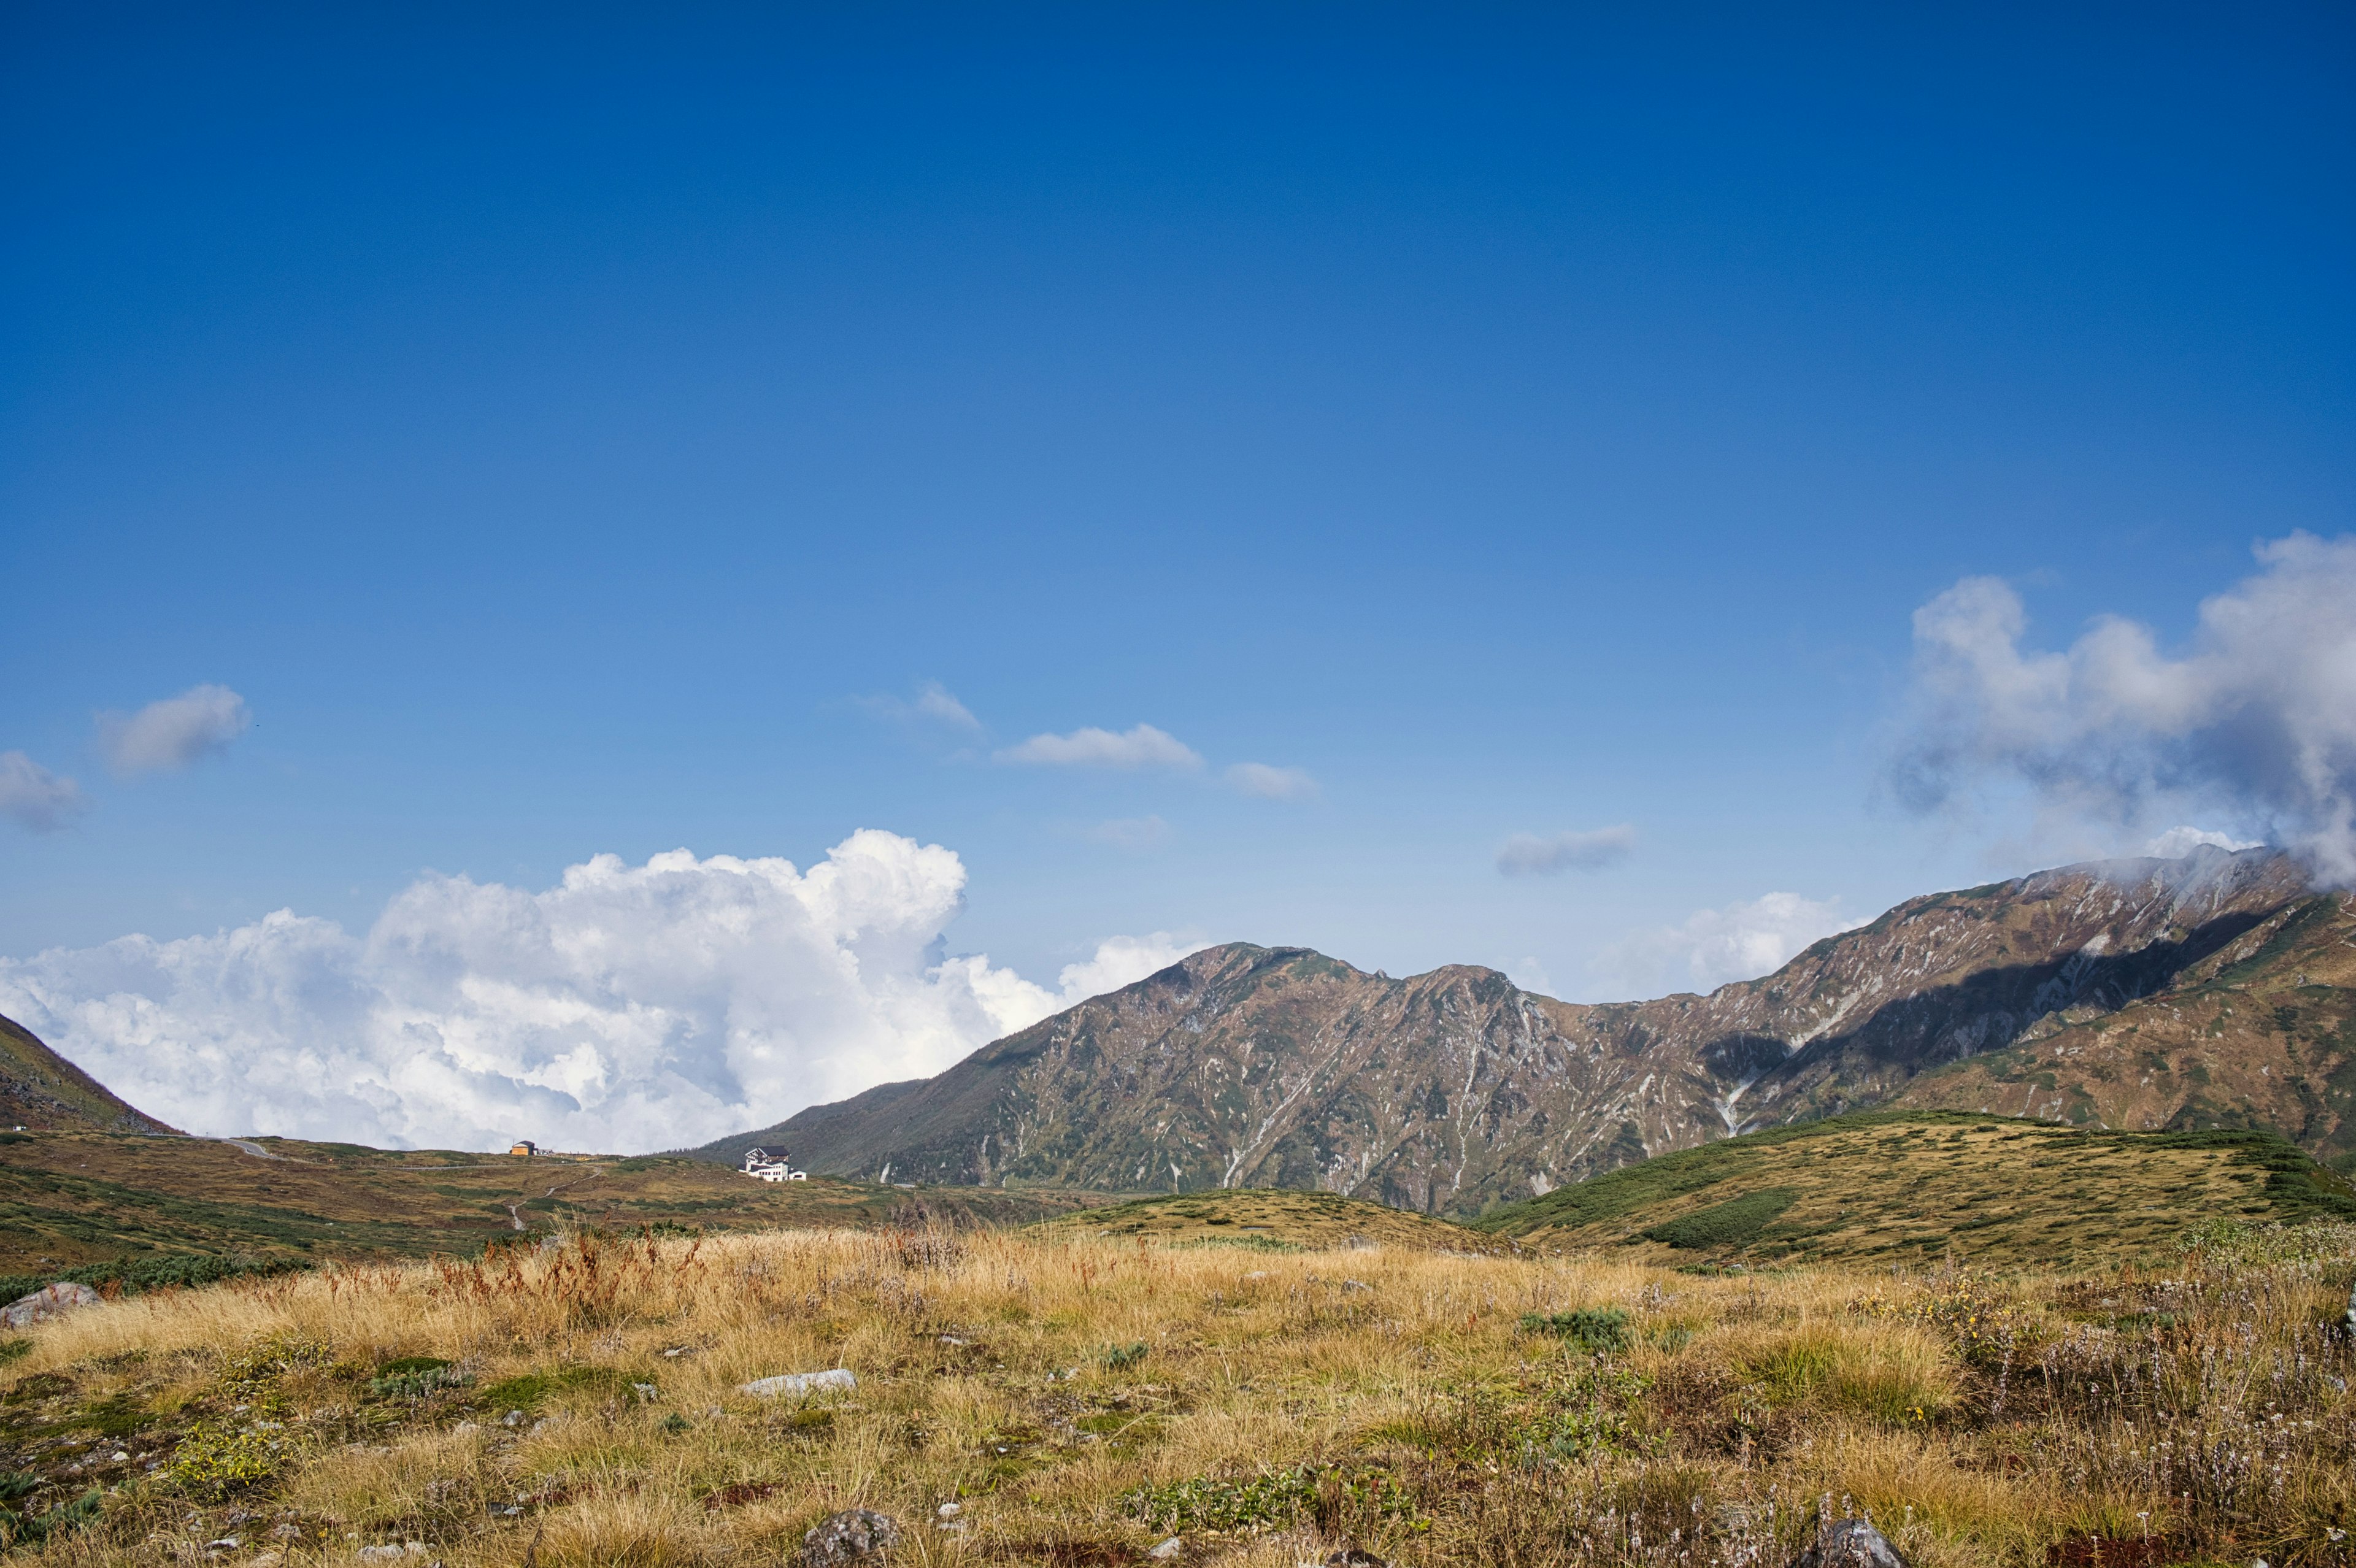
top-left (1031, 1189), bottom-right (1487, 1252)
top-left (0, 1212), bottom-right (2346, 1566)
top-left (0, 1132), bottom-right (1093, 1286)
top-left (0, 1018), bottom-right (171, 1137)
top-left (1476, 1112), bottom-right (2356, 1269)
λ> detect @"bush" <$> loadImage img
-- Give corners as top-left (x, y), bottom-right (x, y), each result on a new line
top-left (1519, 1307), bottom-right (1631, 1354)
top-left (0, 1252), bottom-right (308, 1305)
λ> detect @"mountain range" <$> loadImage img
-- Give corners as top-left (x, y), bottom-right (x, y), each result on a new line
top-left (691, 846), bottom-right (2354, 1215)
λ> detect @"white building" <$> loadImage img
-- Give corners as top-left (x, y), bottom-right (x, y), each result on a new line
top-left (742, 1146), bottom-right (807, 1182)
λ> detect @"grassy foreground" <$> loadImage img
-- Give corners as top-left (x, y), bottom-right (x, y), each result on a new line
top-left (0, 1217), bottom-right (2347, 1567)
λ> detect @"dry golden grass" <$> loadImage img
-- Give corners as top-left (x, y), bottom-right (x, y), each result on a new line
top-left (0, 1218), bottom-right (2346, 1567)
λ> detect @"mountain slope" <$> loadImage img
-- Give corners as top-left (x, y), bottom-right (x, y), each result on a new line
top-left (0, 1012), bottom-right (174, 1134)
top-left (1892, 889), bottom-right (2356, 1168)
top-left (1472, 1109), bottom-right (2356, 1268)
top-left (694, 847), bottom-right (2328, 1215)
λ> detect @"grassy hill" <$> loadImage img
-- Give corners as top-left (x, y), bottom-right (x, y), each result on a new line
top-left (1474, 1109), bottom-right (2356, 1268)
top-left (0, 1014), bottom-right (172, 1135)
top-left (0, 1131), bottom-right (1101, 1294)
top-left (1030, 1187), bottom-right (1490, 1251)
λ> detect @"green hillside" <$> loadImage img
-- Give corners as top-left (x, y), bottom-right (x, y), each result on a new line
top-left (1474, 1110), bottom-right (2356, 1269)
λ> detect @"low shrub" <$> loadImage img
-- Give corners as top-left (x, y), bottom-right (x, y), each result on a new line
top-left (1520, 1307), bottom-right (1631, 1353)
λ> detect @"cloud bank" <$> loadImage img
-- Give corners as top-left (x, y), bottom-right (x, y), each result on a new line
top-left (1598, 891), bottom-right (1858, 998)
top-left (1888, 532), bottom-right (2356, 882)
top-left (0, 832), bottom-right (1199, 1153)
top-left (996, 724), bottom-right (1203, 769)
top-left (1496, 824), bottom-right (1636, 876)
top-left (0, 753), bottom-right (88, 834)
top-left (100, 685), bottom-right (252, 775)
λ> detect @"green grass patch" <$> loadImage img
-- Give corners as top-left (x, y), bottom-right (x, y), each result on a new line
top-left (1641, 1188), bottom-right (1799, 1250)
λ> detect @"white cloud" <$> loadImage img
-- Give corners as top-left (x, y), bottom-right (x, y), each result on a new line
top-left (1082, 815), bottom-right (1172, 850)
top-left (1223, 762), bottom-right (1319, 800)
top-left (863, 680), bottom-right (981, 731)
top-left (1597, 891), bottom-right (1859, 998)
top-left (99, 684), bottom-right (252, 775)
top-left (996, 724), bottom-right (1203, 770)
top-left (0, 753), bottom-right (89, 833)
top-left (1888, 532), bottom-right (2356, 882)
top-left (2142, 826), bottom-right (2263, 858)
top-left (0, 831), bottom-right (1184, 1153)
top-left (1496, 824), bottom-right (1636, 876)
top-left (1053, 932), bottom-right (1209, 1005)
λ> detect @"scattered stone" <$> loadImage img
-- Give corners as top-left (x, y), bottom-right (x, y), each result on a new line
top-left (452, 1421), bottom-right (480, 1435)
top-left (111, 1450), bottom-right (128, 1461)
top-left (801, 1507), bottom-right (903, 1567)
top-left (500, 1410), bottom-right (525, 1427)
top-left (631, 1382), bottom-right (659, 1401)
top-left (1, 1281), bottom-right (99, 1329)
top-left (2343, 1278), bottom-right (2354, 1334)
top-left (938, 1335), bottom-right (969, 1346)
top-left (1242, 1271), bottom-right (1268, 1280)
top-left (742, 1368), bottom-right (857, 1400)
top-left (936, 1502), bottom-right (962, 1519)
top-left (357, 1548), bottom-right (406, 1562)
top-left (1147, 1538), bottom-right (1184, 1559)
top-left (1326, 1552), bottom-right (1388, 1568)
top-left (206, 1540), bottom-right (241, 1551)
top-left (1792, 1516), bottom-right (1908, 1568)
top-left (1340, 1279), bottom-right (1372, 1293)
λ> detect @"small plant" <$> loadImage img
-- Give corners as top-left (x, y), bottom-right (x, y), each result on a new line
top-left (1103, 1341), bottom-right (1149, 1369)
top-left (0, 1471), bottom-right (100, 1548)
top-left (368, 1358), bottom-right (472, 1399)
top-left (1122, 1465), bottom-right (1420, 1534)
top-left (167, 1420), bottom-right (285, 1501)
top-left (661, 1412), bottom-right (690, 1434)
top-left (1519, 1307), bottom-right (1630, 1354)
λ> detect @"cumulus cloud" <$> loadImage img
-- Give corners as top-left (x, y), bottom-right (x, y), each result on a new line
top-left (1597, 892), bottom-right (1859, 999)
top-left (1082, 815), bottom-right (1172, 850)
top-left (0, 831), bottom-right (1184, 1153)
top-left (1053, 931), bottom-right (1209, 1004)
top-left (863, 680), bottom-right (981, 731)
top-left (0, 753), bottom-right (88, 833)
top-left (2142, 826), bottom-right (2263, 858)
top-left (1887, 532), bottom-right (2356, 882)
top-left (1496, 824), bottom-right (1636, 876)
top-left (1224, 762), bottom-right (1319, 800)
top-left (99, 685), bottom-right (252, 775)
top-left (996, 724), bottom-right (1203, 770)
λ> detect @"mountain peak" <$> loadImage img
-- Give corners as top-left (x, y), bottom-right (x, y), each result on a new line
top-left (691, 847), bottom-right (2344, 1209)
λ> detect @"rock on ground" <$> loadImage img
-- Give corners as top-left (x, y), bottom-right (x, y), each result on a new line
top-left (802, 1508), bottom-right (902, 1567)
top-left (1792, 1518), bottom-right (1908, 1568)
top-left (743, 1368), bottom-right (857, 1399)
top-left (1, 1282), bottom-right (99, 1329)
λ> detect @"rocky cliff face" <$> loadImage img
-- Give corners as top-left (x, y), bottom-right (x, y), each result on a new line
top-left (696, 847), bottom-right (2336, 1213)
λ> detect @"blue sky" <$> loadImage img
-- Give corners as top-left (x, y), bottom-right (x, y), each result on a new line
top-left (3, 2), bottom-right (2351, 1114)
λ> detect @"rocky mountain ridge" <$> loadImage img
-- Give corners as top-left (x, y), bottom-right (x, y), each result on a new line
top-left (696, 847), bottom-right (2344, 1213)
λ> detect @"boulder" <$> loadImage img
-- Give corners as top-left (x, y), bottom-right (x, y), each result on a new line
top-left (801, 1508), bottom-right (902, 1567)
top-left (742, 1368), bottom-right (857, 1400)
top-left (1792, 1517), bottom-right (1907, 1568)
top-left (1, 1282), bottom-right (100, 1329)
